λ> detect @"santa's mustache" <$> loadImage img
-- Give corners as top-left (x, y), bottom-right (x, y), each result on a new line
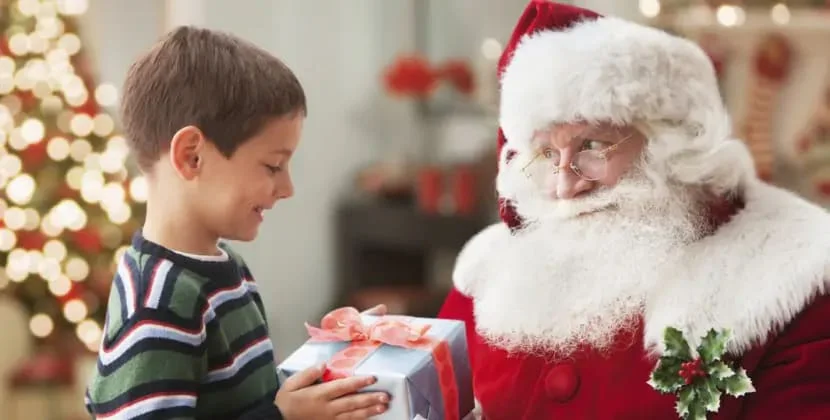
top-left (506, 163), bottom-right (703, 234)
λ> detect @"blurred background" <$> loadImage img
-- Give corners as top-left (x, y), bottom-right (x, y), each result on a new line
top-left (0, 0), bottom-right (828, 418)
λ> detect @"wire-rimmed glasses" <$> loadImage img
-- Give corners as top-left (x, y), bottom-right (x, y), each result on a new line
top-left (522, 130), bottom-right (634, 181)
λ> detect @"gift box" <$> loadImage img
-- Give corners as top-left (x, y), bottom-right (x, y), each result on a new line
top-left (277, 307), bottom-right (474, 420)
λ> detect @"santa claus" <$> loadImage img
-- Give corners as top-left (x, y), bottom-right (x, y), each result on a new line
top-left (437, 1), bottom-right (830, 419)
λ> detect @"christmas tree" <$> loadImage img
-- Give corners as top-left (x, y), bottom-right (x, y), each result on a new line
top-left (0, 0), bottom-right (145, 353)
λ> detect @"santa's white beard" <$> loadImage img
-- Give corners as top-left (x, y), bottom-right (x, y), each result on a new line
top-left (478, 166), bottom-right (706, 358)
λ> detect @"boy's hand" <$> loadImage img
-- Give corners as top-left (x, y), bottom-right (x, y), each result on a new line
top-left (276, 364), bottom-right (389, 420)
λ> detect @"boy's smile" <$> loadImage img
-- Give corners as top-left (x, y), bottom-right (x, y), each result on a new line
top-left (254, 205), bottom-right (266, 222)
top-left (197, 113), bottom-right (303, 242)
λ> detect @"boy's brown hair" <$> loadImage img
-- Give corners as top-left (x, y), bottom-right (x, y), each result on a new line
top-left (120, 26), bottom-right (306, 171)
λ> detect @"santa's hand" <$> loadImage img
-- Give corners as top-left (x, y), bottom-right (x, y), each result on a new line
top-left (360, 304), bottom-right (388, 316)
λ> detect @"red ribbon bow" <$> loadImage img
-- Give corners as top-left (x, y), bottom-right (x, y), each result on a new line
top-left (305, 307), bottom-right (432, 347)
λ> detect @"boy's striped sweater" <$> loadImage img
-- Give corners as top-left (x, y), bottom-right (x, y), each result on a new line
top-left (85, 232), bottom-right (282, 419)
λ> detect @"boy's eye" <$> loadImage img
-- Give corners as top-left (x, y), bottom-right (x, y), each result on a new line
top-left (264, 164), bottom-right (281, 174)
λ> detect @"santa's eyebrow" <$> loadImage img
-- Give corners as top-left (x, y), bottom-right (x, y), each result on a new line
top-left (572, 126), bottom-right (628, 142)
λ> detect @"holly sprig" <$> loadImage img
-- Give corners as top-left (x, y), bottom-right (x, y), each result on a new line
top-left (648, 327), bottom-right (755, 420)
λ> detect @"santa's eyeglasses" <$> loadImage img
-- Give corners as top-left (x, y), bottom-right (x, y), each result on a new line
top-left (522, 131), bottom-right (634, 181)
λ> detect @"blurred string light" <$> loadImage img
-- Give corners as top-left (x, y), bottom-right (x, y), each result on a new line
top-left (479, 38), bottom-right (502, 61)
top-left (716, 5), bottom-right (746, 27)
top-left (0, 0), bottom-right (143, 352)
top-left (770, 3), bottom-right (791, 26)
top-left (638, 1), bottom-right (759, 28)
top-left (639, 0), bottom-right (661, 18)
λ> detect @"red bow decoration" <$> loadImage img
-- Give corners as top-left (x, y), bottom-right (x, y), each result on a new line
top-left (382, 55), bottom-right (437, 98)
top-left (381, 55), bottom-right (476, 99)
top-left (436, 60), bottom-right (476, 96)
top-left (305, 307), bottom-right (431, 347)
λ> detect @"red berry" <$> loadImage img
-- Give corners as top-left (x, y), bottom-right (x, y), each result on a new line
top-left (677, 358), bottom-right (708, 385)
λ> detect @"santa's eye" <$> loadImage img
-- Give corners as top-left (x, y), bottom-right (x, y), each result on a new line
top-left (542, 148), bottom-right (556, 159)
top-left (581, 140), bottom-right (607, 151)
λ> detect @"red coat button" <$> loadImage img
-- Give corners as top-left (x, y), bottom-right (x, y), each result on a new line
top-left (544, 364), bottom-right (580, 402)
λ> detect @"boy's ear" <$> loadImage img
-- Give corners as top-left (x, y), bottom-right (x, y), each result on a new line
top-left (169, 126), bottom-right (205, 180)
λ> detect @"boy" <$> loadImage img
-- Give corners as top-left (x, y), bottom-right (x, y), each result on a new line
top-left (84, 27), bottom-right (389, 419)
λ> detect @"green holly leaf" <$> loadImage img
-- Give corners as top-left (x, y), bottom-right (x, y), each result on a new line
top-left (663, 327), bottom-right (693, 361)
top-left (697, 328), bottom-right (730, 364)
top-left (676, 386), bottom-right (696, 418)
top-left (654, 327), bottom-right (756, 420)
top-left (721, 367), bottom-right (755, 397)
top-left (697, 379), bottom-right (723, 412)
top-left (687, 398), bottom-right (709, 420)
top-left (648, 356), bottom-right (685, 393)
top-left (707, 360), bottom-right (735, 380)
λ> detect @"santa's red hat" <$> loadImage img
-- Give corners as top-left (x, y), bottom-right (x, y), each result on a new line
top-left (496, 0), bottom-right (729, 229)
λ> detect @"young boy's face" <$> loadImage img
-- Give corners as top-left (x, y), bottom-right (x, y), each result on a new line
top-left (193, 113), bottom-right (303, 242)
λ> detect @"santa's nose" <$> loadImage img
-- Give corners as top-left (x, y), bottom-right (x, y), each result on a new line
top-left (555, 166), bottom-right (593, 199)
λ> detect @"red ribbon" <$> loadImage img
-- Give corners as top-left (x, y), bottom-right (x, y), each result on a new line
top-left (305, 307), bottom-right (460, 420)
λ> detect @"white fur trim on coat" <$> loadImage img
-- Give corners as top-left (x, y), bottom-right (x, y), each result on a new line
top-left (453, 181), bottom-right (830, 357)
top-left (643, 181), bottom-right (830, 355)
top-left (499, 16), bottom-right (725, 151)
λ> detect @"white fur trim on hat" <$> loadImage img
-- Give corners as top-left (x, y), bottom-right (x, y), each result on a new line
top-left (499, 16), bottom-right (725, 150)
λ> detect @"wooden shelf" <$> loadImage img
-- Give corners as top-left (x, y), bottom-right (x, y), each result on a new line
top-left (337, 199), bottom-right (486, 250)
top-left (333, 199), bottom-right (489, 316)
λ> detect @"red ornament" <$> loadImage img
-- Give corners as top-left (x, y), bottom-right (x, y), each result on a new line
top-left (754, 34), bottom-right (792, 82)
top-left (438, 60), bottom-right (476, 96)
top-left (20, 140), bottom-right (48, 171)
top-left (16, 230), bottom-right (47, 250)
top-left (57, 281), bottom-right (87, 304)
top-left (816, 180), bottom-right (830, 197)
top-left (16, 91), bottom-right (38, 112)
top-left (72, 228), bottom-right (102, 254)
top-left (72, 96), bottom-right (99, 116)
top-left (57, 182), bottom-right (79, 199)
top-left (382, 55), bottom-right (437, 98)
top-left (678, 358), bottom-right (707, 385)
top-left (0, 36), bottom-right (10, 56)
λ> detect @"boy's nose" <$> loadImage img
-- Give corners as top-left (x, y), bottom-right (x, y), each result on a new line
top-left (276, 177), bottom-right (294, 200)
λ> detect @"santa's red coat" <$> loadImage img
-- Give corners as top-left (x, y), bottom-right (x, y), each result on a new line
top-left (439, 289), bottom-right (830, 420)
top-left (437, 183), bottom-right (830, 419)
